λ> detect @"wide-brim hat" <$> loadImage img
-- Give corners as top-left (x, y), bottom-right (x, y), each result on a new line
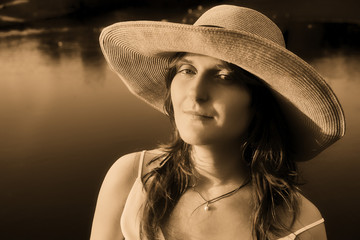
top-left (99, 4), bottom-right (345, 161)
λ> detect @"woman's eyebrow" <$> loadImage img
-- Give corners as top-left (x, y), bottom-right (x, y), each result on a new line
top-left (216, 63), bottom-right (232, 70)
top-left (176, 58), bottom-right (193, 65)
top-left (213, 62), bottom-right (234, 73)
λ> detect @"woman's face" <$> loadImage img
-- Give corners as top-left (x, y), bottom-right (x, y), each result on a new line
top-left (170, 53), bottom-right (253, 146)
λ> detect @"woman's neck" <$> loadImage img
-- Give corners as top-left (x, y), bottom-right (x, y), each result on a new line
top-left (191, 143), bottom-right (249, 188)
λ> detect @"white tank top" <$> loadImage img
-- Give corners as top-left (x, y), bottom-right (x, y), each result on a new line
top-left (121, 150), bottom-right (324, 239)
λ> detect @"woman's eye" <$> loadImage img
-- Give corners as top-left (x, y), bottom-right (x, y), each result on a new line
top-left (177, 65), bottom-right (196, 75)
top-left (217, 73), bottom-right (235, 84)
top-left (179, 69), bottom-right (194, 74)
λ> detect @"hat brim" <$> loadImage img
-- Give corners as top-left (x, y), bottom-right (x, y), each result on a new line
top-left (100, 21), bottom-right (345, 161)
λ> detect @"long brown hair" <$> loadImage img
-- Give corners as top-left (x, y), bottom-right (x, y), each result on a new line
top-left (140, 53), bottom-right (300, 240)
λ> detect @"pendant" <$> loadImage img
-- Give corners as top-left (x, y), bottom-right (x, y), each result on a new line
top-left (204, 203), bottom-right (210, 211)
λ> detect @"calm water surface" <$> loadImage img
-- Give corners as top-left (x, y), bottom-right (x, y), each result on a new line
top-left (0, 20), bottom-right (359, 239)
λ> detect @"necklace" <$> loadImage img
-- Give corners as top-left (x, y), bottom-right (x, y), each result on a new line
top-left (192, 179), bottom-right (250, 211)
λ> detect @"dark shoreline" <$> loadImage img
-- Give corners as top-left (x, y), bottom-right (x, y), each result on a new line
top-left (1, 0), bottom-right (360, 29)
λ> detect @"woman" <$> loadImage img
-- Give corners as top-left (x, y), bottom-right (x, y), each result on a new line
top-left (91, 5), bottom-right (345, 240)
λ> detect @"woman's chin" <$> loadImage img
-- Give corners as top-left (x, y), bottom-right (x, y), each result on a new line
top-left (179, 133), bottom-right (214, 146)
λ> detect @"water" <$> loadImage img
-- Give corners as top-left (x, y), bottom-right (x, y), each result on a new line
top-left (0, 15), bottom-right (359, 240)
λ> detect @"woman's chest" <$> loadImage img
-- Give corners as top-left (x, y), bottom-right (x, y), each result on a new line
top-left (161, 190), bottom-right (254, 240)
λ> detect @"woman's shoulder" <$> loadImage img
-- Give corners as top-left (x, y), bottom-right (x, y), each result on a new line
top-left (107, 148), bottom-right (165, 181)
top-left (288, 194), bottom-right (327, 239)
top-left (92, 149), bottom-right (164, 216)
top-left (95, 151), bottom-right (142, 200)
top-left (91, 150), bottom-right (156, 239)
top-left (108, 148), bottom-right (164, 181)
top-left (297, 194), bottom-right (323, 222)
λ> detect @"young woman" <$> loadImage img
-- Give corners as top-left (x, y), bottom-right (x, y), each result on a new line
top-left (91, 5), bottom-right (345, 240)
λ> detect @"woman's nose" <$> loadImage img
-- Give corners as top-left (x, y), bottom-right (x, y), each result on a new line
top-left (188, 73), bottom-right (209, 102)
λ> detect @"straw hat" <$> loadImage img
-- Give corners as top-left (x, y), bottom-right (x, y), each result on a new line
top-left (99, 5), bottom-right (345, 161)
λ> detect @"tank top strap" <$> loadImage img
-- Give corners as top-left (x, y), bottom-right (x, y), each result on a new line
top-left (277, 218), bottom-right (325, 239)
top-left (138, 150), bottom-right (146, 179)
top-left (138, 150), bottom-right (147, 179)
top-left (293, 218), bottom-right (324, 236)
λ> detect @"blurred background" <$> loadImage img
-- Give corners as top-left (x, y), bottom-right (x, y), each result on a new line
top-left (0, 0), bottom-right (359, 239)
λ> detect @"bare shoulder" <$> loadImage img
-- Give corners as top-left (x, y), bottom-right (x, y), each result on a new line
top-left (297, 194), bottom-right (323, 222)
top-left (105, 148), bottom-right (164, 183)
top-left (107, 151), bottom-right (142, 181)
top-left (292, 194), bottom-right (327, 240)
top-left (95, 148), bottom-right (163, 201)
top-left (90, 151), bottom-right (143, 240)
top-left (90, 149), bottom-right (167, 239)
top-left (99, 151), bottom-right (143, 192)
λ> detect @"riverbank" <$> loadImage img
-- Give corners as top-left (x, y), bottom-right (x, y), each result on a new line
top-left (1, 3), bottom-right (359, 62)
top-left (1, 0), bottom-right (359, 29)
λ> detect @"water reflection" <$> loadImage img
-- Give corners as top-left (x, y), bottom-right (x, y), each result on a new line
top-left (0, 28), bottom-right (170, 159)
top-left (0, 27), bottom-right (172, 239)
top-left (0, 22), bottom-right (359, 239)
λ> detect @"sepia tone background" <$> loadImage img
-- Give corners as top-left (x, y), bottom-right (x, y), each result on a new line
top-left (1, 0), bottom-right (359, 239)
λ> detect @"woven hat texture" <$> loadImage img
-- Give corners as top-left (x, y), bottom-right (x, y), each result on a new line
top-left (99, 5), bottom-right (345, 160)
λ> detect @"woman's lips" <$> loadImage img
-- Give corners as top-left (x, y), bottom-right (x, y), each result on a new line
top-left (183, 110), bottom-right (214, 119)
